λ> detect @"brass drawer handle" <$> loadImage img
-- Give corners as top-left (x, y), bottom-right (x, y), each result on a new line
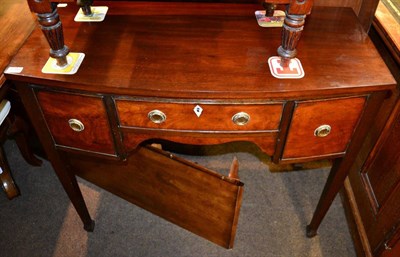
top-left (232, 112), bottom-right (250, 126)
top-left (314, 125), bottom-right (331, 137)
top-left (68, 119), bottom-right (85, 132)
top-left (148, 110), bottom-right (166, 124)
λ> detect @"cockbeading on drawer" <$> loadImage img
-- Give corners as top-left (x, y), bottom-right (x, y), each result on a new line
top-left (115, 99), bottom-right (284, 132)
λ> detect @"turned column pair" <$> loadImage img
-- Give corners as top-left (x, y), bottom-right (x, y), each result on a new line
top-left (28, 0), bottom-right (313, 68)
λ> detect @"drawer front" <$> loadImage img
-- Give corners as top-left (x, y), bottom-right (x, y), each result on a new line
top-left (116, 100), bottom-right (283, 132)
top-left (282, 97), bottom-right (366, 160)
top-left (36, 91), bottom-right (115, 155)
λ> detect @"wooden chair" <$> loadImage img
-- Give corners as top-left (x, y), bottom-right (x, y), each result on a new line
top-left (0, 83), bottom-right (42, 199)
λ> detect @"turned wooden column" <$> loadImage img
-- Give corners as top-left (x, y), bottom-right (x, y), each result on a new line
top-left (77, 0), bottom-right (93, 16)
top-left (278, 12), bottom-right (306, 67)
top-left (264, 0), bottom-right (313, 67)
top-left (262, 2), bottom-right (277, 17)
top-left (27, 0), bottom-right (69, 67)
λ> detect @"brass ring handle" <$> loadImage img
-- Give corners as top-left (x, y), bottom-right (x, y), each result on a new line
top-left (314, 124), bottom-right (331, 137)
top-left (232, 112), bottom-right (250, 126)
top-left (148, 110), bottom-right (166, 124)
top-left (68, 119), bottom-right (85, 132)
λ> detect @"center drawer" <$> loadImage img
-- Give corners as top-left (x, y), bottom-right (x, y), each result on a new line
top-left (115, 99), bottom-right (283, 132)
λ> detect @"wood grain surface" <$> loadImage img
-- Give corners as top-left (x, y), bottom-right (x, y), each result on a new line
top-left (68, 145), bottom-right (243, 248)
top-left (5, 3), bottom-right (395, 99)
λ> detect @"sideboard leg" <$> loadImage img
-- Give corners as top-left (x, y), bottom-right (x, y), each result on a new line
top-left (58, 158), bottom-right (95, 232)
top-left (59, 165), bottom-right (95, 232)
top-left (306, 158), bottom-right (344, 237)
top-left (306, 91), bottom-right (388, 237)
top-left (27, 0), bottom-right (69, 67)
top-left (16, 84), bottom-right (94, 232)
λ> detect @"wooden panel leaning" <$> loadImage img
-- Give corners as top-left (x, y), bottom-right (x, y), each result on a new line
top-left (67, 145), bottom-right (244, 248)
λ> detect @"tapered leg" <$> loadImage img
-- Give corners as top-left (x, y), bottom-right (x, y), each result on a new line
top-left (306, 92), bottom-right (387, 237)
top-left (306, 158), bottom-right (343, 237)
top-left (16, 84), bottom-right (94, 232)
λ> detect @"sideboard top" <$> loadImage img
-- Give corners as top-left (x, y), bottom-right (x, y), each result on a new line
top-left (6, 2), bottom-right (395, 99)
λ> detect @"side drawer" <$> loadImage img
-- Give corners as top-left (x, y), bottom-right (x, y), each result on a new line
top-left (282, 97), bottom-right (366, 161)
top-left (36, 90), bottom-right (115, 155)
top-left (116, 99), bottom-right (283, 132)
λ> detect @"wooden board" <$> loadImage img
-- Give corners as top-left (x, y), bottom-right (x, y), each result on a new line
top-left (67, 145), bottom-right (243, 248)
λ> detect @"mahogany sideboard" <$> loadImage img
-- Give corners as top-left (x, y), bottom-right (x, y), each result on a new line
top-left (5, 1), bottom-right (396, 248)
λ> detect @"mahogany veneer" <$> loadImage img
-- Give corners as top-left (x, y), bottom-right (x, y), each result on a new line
top-left (5, 2), bottom-right (396, 248)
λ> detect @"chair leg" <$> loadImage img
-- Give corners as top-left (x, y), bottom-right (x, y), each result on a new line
top-left (0, 146), bottom-right (19, 199)
top-left (8, 115), bottom-right (42, 166)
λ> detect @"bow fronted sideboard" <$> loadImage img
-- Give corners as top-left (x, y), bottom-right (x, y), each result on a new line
top-left (5, 1), bottom-right (396, 248)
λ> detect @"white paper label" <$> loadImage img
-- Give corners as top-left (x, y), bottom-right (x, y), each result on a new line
top-left (5, 67), bottom-right (23, 74)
